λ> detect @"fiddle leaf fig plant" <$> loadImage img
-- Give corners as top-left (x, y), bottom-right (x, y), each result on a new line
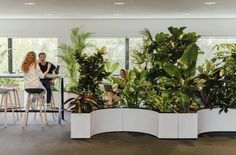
top-left (130, 27), bottom-right (201, 113)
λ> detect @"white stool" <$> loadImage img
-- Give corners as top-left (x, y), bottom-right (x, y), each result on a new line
top-left (24, 88), bottom-right (48, 128)
top-left (0, 88), bottom-right (16, 127)
top-left (1, 84), bottom-right (23, 119)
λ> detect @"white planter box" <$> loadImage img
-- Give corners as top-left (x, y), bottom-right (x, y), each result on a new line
top-left (123, 109), bottom-right (158, 137)
top-left (158, 113), bottom-right (198, 139)
top-left (91, 109), bottom-right (123, 136)
top-left (70, 109), bottom-right (197, 139)
top-left (198, 108), bottom-right (236, 134)
top-left (178, 113), bottom-right (198, 138)
top-left (71, 113), bottom-right (91, 138)
top-left (158, 113), bottom-right (178, 138)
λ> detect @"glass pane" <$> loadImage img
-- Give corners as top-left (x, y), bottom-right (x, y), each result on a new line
top-left (88, 38), bottom-right (125, 74)
top-left (197, 37), bottom-right (236, 66)
top-left (0, 38), bottom-right (8, 73)
top-left (129, 38), bottom-right (143, 69)
top-left (12, 38), bottom-right (58, 72)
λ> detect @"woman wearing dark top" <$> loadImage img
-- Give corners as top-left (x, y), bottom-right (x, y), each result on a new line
top-left (38, 52), bottom-right (56, 105)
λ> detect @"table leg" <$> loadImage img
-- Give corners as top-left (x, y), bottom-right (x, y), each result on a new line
top-left (61, 78), bottom-right (64, 120)
top-left (58, 77), bottom-right (62, 125)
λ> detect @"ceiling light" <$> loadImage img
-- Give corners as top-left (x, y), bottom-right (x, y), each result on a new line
top-left (114, 2), bottom-right (125, 5)
top-left (113, 13), bottom-right (121, 16)
top-left (183, 13), bottom-right (191, 16)
top-left (24, 2), bottom-right (36, 6)
top-left (204, 2), bottom-right (216, 5)
top-left (47, 13), bottom-right (53, 16)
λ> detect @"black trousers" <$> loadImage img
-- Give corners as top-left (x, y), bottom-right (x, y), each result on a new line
top-left (40, 80), bottom-right (52, 103)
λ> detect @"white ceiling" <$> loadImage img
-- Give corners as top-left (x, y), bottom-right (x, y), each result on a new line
top-left (0, 0), bottom-right (236, 19)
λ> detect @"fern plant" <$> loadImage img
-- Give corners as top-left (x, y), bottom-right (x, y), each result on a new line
top-left (58, 27), bottom-right (93, 92)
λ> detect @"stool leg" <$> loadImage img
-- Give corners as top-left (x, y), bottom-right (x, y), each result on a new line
top-left (39, 95), bottom-right (44, 127)
top-left (8, 93), bottom-right (16, 124)
top-left (24, 94), bottom-right (30, 127)
top-left (26, 94), bottom-right (33, 126)
top-left (34, 95), bottom-right (39, 119)
top-left (4, 93), bottom-right (8, 128)
top-left (51, 93), bottom-right (55, 120)
top-left (42, 95), bottom-right (48, 125)
top-left (0, 93), bottom-right (4, 108)
top-left (13, 91), bottom-right (19, 120)
top-left (16, 90), bottom-right (23, 117)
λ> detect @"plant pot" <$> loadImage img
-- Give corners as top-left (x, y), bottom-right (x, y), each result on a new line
top-left (158, 113), bottom-right (178, 138)
top-left (158, 113), bottom-right (198, 139)
top-left (70, 108), bottom-right (198, 139)
top-left (71, 113), bottom-right (91, 138)
top-left (91, 109), bottom-right (123, 136)
top-left (198, 108), bottom-right (236, 134)
top-left (178, 113), bottom-right (198, 138)
top-left (122, 108), bottom-right (158, 137)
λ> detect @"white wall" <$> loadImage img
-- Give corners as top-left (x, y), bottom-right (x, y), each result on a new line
top-left (0, 18), bottom-right (236, 44)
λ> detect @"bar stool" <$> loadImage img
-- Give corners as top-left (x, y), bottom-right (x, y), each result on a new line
top-left (24, 88), bottom-right (48, 128)
top-left (1, 84), bottom-right (23, 119)
top-left (0, 88), bottom-right (16, 127)
top-left (34, 91), bottom-right (57, 120)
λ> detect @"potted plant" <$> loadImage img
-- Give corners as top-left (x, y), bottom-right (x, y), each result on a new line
top-left (61, 28), bottom-right (114, 138)
top-left (196, 43), bottom-right (236, 134)
top-left (58, 27), bottom-right (93, 105)
top-left (130, 27), bottom-right (201, 138)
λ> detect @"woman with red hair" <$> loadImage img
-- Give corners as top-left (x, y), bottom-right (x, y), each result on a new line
top-left (21, 51), bottom-right (51, 89)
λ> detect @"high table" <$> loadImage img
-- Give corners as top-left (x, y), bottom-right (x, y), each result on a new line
top-left (0, 73), bottom-right (64, 125)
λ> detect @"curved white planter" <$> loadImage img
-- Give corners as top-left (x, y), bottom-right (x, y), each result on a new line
top-left (71, 108), bottom-right (198, 139)
top-left (122, 109), bottom-right (158, 137)
top-left (91, 109), bottom-right (123, 136)
top-left (158, 113), bottom-right (198, 139)
top-left (198, 108), bottom-right (236, 134)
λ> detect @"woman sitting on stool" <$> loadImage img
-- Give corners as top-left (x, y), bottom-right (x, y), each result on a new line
top-left (21, 51), bottom-right (51, 107)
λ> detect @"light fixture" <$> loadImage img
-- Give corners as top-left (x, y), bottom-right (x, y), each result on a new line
top-left (24, 2), bottom-right (36, 6)
top-left (204, 1), bottom-right (216, 5)
top-left (47, 13), bottom-right (53, 16)
top-left (114, 2), bottom-right (125, 5)
top-left (183, 13), bottom-right (191, 16)
top-left (113, 13), bottom-right (121, 16)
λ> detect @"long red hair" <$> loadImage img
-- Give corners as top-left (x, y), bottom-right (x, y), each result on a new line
top-left (21, 51), bottom-right (37, 73)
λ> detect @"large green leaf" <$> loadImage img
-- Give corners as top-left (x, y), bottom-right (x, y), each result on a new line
top-left (180, 43), bottom-right (199, 77)
top-left (104, 61), bottom-right (120, 73)
top-left (163, 63), bottom-right (181, 79)
top-left (180, 43), bottom-right (199, 68)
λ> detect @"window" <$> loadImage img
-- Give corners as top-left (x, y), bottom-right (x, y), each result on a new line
top-left (12, 38), bottom-right (58, 72)
top-left (0, 38), bottom-right (8, 73)
top-left (88, 38), bottom-right (125, 73)
top-left (129, 38), bottom-right (143, 69)
top-left (197, 37), bottom-right (236, 66)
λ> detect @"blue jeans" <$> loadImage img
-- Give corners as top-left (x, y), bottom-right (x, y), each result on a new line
top-left (40, 80), bottom-right (52, 103)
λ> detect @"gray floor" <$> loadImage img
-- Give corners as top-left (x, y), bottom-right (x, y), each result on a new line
top-left (1, 112), bottom-right (236, 155)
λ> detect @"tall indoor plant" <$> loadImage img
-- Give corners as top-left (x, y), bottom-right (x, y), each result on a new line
top-left (131, 26), bottom-right (201, 113)
top-left (58, 27), bottom-right (93, 92)
top-left (129, 27), bottom-right (201, 138)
